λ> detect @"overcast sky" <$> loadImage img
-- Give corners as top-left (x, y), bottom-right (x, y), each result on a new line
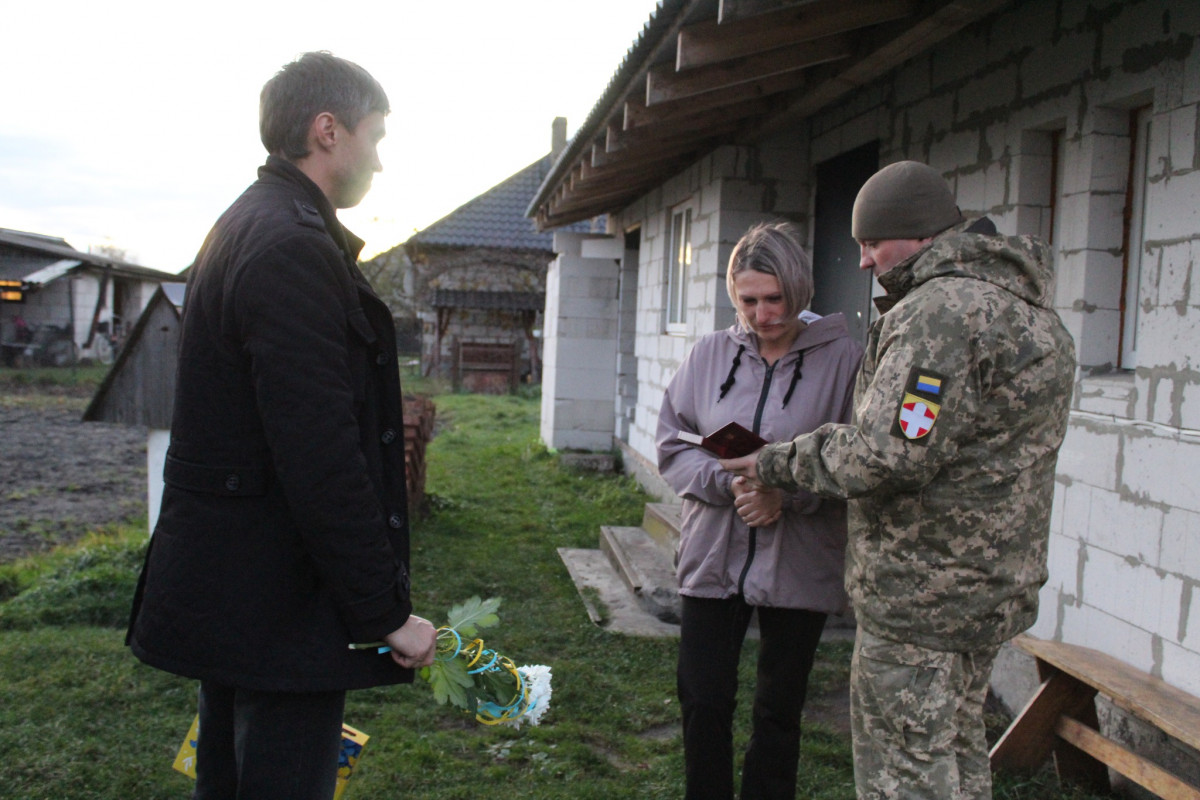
top-left (0, 0), bottom-right (661, 273)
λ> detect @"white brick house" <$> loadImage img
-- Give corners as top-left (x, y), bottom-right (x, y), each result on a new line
top-left (530, 0), bottom-right (1200, 775)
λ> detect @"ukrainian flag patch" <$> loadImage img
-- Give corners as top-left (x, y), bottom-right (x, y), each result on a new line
top-left (915, 375), bottom-right (942, 395)
top-left (891, 367), bottom-right (949, 444)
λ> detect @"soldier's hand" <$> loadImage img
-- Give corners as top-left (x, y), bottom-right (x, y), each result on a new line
top-left (719, 450), bottom-right (761, 481)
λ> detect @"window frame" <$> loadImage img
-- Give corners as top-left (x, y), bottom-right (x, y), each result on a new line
top-left (664, 204), bottom-right (694, 335)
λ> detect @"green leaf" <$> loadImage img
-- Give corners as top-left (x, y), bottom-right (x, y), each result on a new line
top-left (423, 657), bottom-right (474, 710)
top-left (445, 596), bottom-right (502, 637)
top-left (476, 665), bottom-right (520, 707)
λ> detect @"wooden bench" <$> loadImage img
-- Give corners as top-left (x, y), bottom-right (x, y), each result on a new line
top-left (991, 634), bottom-right (1200, 800)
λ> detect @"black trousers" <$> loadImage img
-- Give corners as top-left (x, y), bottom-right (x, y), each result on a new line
top-left (193, 680), bottom-right (346, 800)
top-left (677, 595), bottom-right (827, 800)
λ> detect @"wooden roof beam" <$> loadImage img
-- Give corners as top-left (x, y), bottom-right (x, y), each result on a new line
top-left (590, 133), bottom-right (722, 170)
top-left (647, 34), bottom-right (851, 105)
top-left (625, 69), bottom-right (807, 130)
top-left (760, 0), bottom-right (1012, 133)
top-left (718, 0), bottom-right (821, 25)
top-left (603, 118), bottom-right (743, 159)
top-left (677, 0), bottom-right (915, 70)
top-left (612, 99), bottom-right (770, 151)
top-left (549, 172), bottom-right (669, 217)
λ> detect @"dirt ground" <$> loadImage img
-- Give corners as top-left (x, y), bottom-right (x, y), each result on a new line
top-left (1, 387), bottom-right (147, 563)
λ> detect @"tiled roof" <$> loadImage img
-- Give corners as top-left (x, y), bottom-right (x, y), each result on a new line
top-left (408, 155), bottom-right (596, 251)
top-left (430, 289), bottom-right (544, 311)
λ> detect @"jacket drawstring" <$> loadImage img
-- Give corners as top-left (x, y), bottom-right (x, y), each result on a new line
top-left (718, 344), bottom-right (745, 401)
top-left (781, 351), bottom-right (804, 408)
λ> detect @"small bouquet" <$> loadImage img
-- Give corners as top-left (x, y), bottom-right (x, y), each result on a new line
top-left (420, 597), bottom-right (552, 728)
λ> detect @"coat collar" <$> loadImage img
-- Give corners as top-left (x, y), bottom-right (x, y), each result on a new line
top-left (259, 156), bottom-right (366, 265)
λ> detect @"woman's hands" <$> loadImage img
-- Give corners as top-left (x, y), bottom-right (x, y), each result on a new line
top-left (731, 475), bottom-right (783, 528)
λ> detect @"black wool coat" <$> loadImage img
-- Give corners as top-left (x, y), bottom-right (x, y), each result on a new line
top-left (128, 157), bottom-right (415, 692)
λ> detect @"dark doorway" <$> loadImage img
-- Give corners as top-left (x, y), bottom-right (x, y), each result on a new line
top-left (615, 228), bottom-right (641, 442)
top-left (811, 141), bottom-right (878, 345)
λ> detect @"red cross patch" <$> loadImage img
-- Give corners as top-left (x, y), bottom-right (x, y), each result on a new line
top-left (898, 392), bottom-right (940, 439)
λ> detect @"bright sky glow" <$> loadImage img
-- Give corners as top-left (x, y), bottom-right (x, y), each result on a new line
top-left (0, 0), bottom-right (661, 272)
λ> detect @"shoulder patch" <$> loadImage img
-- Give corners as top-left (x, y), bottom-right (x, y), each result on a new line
top-left (293, 199), bottom-right (326, 231)
top-left (891, 367), bottom-right (948, 443)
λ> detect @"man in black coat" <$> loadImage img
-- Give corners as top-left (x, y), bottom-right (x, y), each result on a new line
top-left (127, 52), bottom-right (437, 799)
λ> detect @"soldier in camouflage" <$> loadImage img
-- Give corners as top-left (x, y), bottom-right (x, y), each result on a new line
top-left (721, 161), bottom-right (1076, 800)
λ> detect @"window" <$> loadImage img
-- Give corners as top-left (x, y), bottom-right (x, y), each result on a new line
top-left (1048, 129), bottom-right (1065, 255)
top-left (1120, 106), bottom-right (1151, 369)
top-left (665, 206), bottom-right (692, 333)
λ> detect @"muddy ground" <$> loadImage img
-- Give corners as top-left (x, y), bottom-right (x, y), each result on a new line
top-left (1, 386), bottom-right (147, 563)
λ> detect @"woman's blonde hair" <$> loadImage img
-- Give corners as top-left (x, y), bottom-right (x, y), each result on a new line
top-left (725, 221), bottom-right (814, 329)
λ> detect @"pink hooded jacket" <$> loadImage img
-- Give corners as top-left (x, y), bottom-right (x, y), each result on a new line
top-left (656, 313), bottom-right (862, 612)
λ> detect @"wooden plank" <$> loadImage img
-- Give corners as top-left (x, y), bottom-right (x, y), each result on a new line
top-left (678, 0), bottom-right (913, 70)
top-left (626, 69), bottom-right (807, 129)
top-left (718, 0), bottom-right (818, 25)
top-left (549, 170), bottom-right (674, 217)
top-left (610, 99), bottom-right (768, 150)
top-left (1015, 636), bottom-right (1200, 753)
top-left (1056, 717), bottom-right (1200, 800)
top-left (592, 130), bottom-right (729, 167)
top-left (990, 671), bottom-right (1099, 772)
top-left (754, 0), bottom-right (1011, 140)
top-left (1047, 670), bottom-right (1109, 794)
top-left (648, 35), bottom-right (850, 104)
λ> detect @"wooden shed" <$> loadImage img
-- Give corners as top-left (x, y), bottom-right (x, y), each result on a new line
top-left (83, 284), bottom-right (183, 529)
top-left (84, 284), bottom-right (182, 428)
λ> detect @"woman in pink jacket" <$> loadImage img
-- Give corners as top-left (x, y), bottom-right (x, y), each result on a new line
top-left (656, 221), bottom-right (862, 800)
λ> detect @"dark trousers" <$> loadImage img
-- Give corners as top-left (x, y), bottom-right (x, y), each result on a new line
top-left (678, 595), bottom-right (827, 800)
top-left (194, 680), bottom-right (346, 800)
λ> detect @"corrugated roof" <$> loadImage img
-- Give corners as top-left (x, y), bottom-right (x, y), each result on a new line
top-left (0, 227), bottom-right (178, 282)
top-left (408, 155), bottom-right (594, 251)
top-left (21, 259), bottom-right (82, 285)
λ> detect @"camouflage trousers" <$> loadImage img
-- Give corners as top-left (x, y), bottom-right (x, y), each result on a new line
top-left (850, 629), bottom-right (1000, 800)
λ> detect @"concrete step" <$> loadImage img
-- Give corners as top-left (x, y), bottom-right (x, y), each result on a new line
top-left (561, 503), bottom-right (856, 639)
top-left (641, 502), bottom-right (682, 554)
top-left (600, 525), bottom-right (681, 624)
top-left (556, 547), bottom-right (680, 637)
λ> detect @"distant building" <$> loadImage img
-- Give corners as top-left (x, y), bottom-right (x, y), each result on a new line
top-left (0, 228), bottom-right (178, 365)
top-left (362, 119), bottom-right (600, 389)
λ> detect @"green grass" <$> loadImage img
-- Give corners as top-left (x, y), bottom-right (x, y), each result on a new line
top-left (0, 364), bottom-right (111, 394)
top-left (0, 389), bottom-right (1112, 799)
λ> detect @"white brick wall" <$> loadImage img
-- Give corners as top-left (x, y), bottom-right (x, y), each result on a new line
top-left (812, 0), bottom-right (1200, 699)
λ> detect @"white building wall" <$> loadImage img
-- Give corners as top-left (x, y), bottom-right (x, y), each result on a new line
top-left (594, 0), bottom-right (1199, 709)
top-left (540, 232), bottom-right (621, 451)
top-left (796, 0), bottom-right (1200, 704)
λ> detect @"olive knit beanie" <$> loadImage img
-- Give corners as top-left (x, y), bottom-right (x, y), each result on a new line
top-left (852, 161), bottom-right (962, 240)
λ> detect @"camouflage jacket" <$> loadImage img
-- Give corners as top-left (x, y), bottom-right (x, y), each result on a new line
top-left (757, 219), bottom-right (1076, 650)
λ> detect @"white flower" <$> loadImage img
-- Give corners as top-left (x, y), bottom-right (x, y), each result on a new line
top-left (504, 664), bottom-right (553, 729)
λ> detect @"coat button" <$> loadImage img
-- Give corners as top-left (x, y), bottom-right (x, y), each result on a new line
top-left (388, 513), bottom-right (405, 529)
top-left (225, 474), bottom-right (240, 492)
top-left (381, 428), bottom-right (397, 444)
top-left (375, 352), bottom-right (390, 366)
